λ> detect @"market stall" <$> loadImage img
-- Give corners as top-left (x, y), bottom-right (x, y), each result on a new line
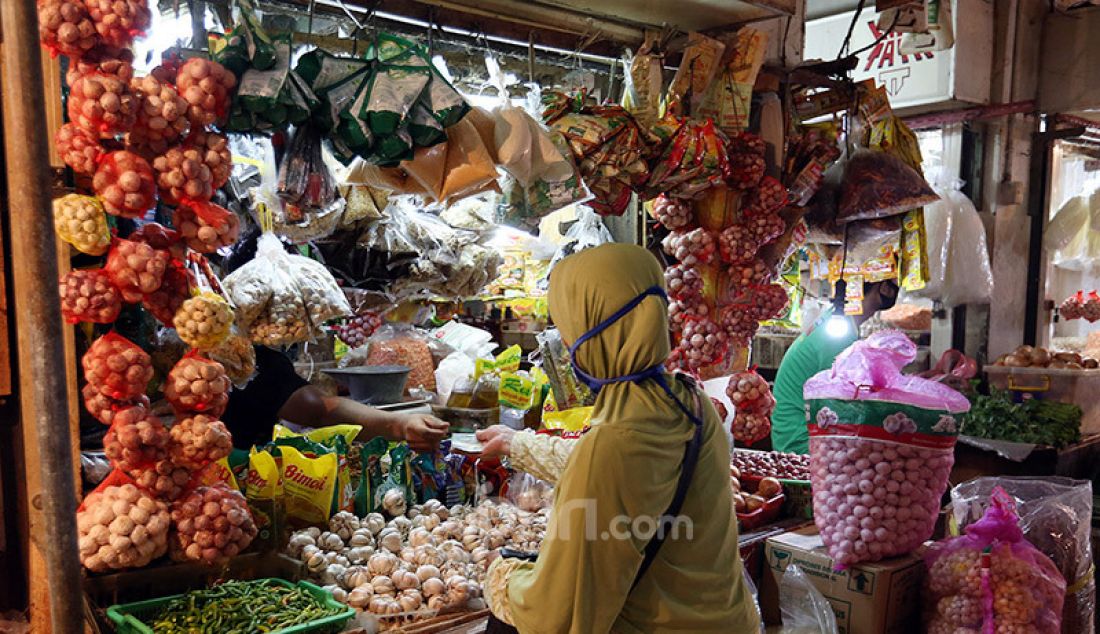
top-left (8, 0), bottom-right (1100, 632)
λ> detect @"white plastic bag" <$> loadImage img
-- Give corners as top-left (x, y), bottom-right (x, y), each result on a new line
top-left (779, 564), bottom-right (838, 634)
top-left (434, 351), bottom-right (475, 406)
top-left (914, 179), bottom-right (993, 307)
top-left (1050, 190), bottom-right (1100, 271)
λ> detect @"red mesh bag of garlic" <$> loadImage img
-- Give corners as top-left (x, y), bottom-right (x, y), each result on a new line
top-left (105, 238), bottom-right (168, 302)
top-left (662, 228), bottom-right (717, 268)
top-left (743, 175), bottom-right (789, 217)
top-left (189, 129), bottom-right (231, 189)
top-left (94, 151), bottom-right (157, 218)
top-left (82, 382), bottom-right (149, 426)
top-left (83, 0), bottom-right (150, 48)
top-left (170, 484), bottom-right (257, 563)
top-left (103, 414), bottom-right (170, 473)
top-left (153, 143), bottom-right (214, 203)
top-left (68, 73), bottom-right (136, 138)
top-left (164, 354), bottom-right (231, 418)
top-left (172, 201), bottom-right (240, 253)
top-left (82, 332), bottom-right (153, 401)
top-left (168, 413), bottom-right (233, 469)
top-left (664, 264), bottom-right (703, 301)
top-left (129, 221), bottom-right (186, 260)
top-left (142, 260), bottom-right (194, 326)
top-left (671, 316), bottom-right (727, 372)
top-left (176, 59), bottom-right (236, 127)
top-left (668, 296), bottom-right (708, 333)
top-left (804, 330), bottom-right (969, 568)
top-left (726, 368), bottom-right (776, 446)
top-left (132, 458), bottom-right (193, 501)
top-left (77, 471), bottom-right (169, 571)
top-left (55, 123), bottom-right (105, 175)
top-left (718, 306), bottom-right (759, 346)
top-left (922, 488), bottom-right (1065, 634)
top-left (651, 194), bottom-right (693, 230)
top-left (37, 0), bottom-right (98, 57)
top-left (59, 268), bottom-right (121, 324)
top-left (128, 74), bottom-right (189, 156)
top-left (66, 45), bottom-right (134, 87)
top-left (717, 223), bottom-right (760, 265)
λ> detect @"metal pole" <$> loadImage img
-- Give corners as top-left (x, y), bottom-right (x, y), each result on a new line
top-left (0, 0), bottom-right (84, 631)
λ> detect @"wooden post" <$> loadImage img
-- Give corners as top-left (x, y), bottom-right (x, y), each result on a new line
top-left (0, 0), bottom-right (84, 631)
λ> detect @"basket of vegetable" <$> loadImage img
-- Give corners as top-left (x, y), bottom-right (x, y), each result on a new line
top-left (106, 578), bottom-right (354, 634)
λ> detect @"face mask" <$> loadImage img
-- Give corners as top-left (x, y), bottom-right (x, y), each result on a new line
top-left (568, 285), bottom-right (667, 393)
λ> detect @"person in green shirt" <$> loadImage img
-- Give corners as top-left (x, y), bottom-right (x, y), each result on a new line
top-left (771, 279), bottom-right (900, 454)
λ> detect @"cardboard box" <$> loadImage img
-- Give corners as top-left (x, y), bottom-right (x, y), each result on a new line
top-left (760, 526), bottom-right (925, 634)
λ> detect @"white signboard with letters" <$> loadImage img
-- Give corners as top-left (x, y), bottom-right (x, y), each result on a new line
top-left (804, 0), bottom-right (991, 113)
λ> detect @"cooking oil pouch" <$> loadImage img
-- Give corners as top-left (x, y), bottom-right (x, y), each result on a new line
top-left (197, 457), bottom-right (239, 491)
top-left (279, 444), bottom-right (337, 527)
top-left (269, 434), bottom-right (353, 514)
top-left (499, 372), bottom-right (536, 410)
top-left (355, 437), bottom-right (389, 515)
top-left (273, 423), bottom-right (363, 448)
top-left (543, 406), bottom-right (594, 432)
top-left (227, 448), bottom-right (250, 493)
top-left (245, 447), bottom-right (284, 552)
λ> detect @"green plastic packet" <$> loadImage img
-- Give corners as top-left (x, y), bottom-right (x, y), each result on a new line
top-left (213, 26), bottom-right (251, 76)
top-left (337, 75), bottom-right (375, 158)
top-left (297, 49), bottom-right (373, 132)
top-left (408, 99), bottom-right (446, 147)
top-left (373, 124), bottom-right (415, 166)
top-left (424, 64), bottom-right (470, 128)
top-left (362, 35), bottom-right (431, 138)
top-left (237, 34), bottom-right (292, 124)
top-left (237, 0), bottom-right (276, 70)
top-left (354, 437), bottom-right (389, 516)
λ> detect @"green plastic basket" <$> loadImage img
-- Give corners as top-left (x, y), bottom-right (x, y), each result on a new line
top-left (105, 578), bottom-right (355, 634)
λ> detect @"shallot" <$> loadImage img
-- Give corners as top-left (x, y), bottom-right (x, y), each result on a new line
top-left (662, 228), bottom-right (717, 268)
top-left (128, 74), bottom-right (189, 156)
top-left (84, 0), bottom-right (150, 48)
top-left (104, 238), bottom-right (168, 302)
top-left (37, 0), bottom-right (97, 57)
top-left (82, 333), bottom-right (153, 400)
top-left (93, 151), bottom-right (157, 219)
top-left (168, 413), bottom-right (233, 469)
top-left (170, 484), bottom-right (257, 563)
top-left (68, 73), bottom-right (136, 138)
top-left (55, 121), bottom-right (104, 175)
top-left (59, 268), bottom-right (121, 324)
top-left (164, 355), bottom-right (231, 417)
top-left (652, 194), bottom-right (693, 230)
top-left (175, 59), bottom-right (236, 127)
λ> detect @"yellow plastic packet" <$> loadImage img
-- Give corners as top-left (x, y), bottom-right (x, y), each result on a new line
top-left (279, 445), bottom-right (337, 527)
top-left (197, 457), bottom-right (239, 491)
top-left (245, 448), bottom-right (284, 552)
top-left (499, 372), bottom-right (536, 410)
top-left (272, 423), bottom-right (362, 448)
top-left (543, 406), bottom-right (594, 432)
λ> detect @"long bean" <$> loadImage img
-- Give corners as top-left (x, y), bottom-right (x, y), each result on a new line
top-left (147, 580), bottom-right (342, 633)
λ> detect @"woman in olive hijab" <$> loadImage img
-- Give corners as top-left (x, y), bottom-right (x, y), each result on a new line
top-left (483, 243), bottom-right (760, 633)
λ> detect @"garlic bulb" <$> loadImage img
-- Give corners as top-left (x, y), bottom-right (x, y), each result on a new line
top-left (398, 588), bottom-right (423, 612)
top-left (319, 531), bottom-right (345, 552)
top-left (349, 528), bottom-right (373, 548)
top-left (329, 511), bottom-right (360, 541)
top-left (323, 584), bottom-right (347, 603)
top-left (322, 563), bottom-right (347, 586)
top-left (368, 596), bottom-right (393, 614)
top-left (367, 551), bottom-right (399, 577)
top-left (344, 565), bottom-right (371, 590)
top-left (382, 489), bottom-right (407, 516)
top-left (470, 547), bottom-right (490, 565)
top-left (421, 577), bottom-right (446, 597)
top-left (364, 513), bottom-right (386, 535)
top-left (414, 545), bottom-right (444, 568)
top-left (392, 568), bottom-right (420, 591)
top-left (305, 526), bottom-right (322, 539)
top-left (298, 543), bottom-right (321, 563)
top-left (408, 527), bottom-right (434, 549)
top-left (307, 553), bottom-right (327, 574)
top-left (348, 545), bottom-right (373, 564)
top-left (371, 575), bottom-right (396, 597)
top-left (378, 529), bottom-right (402, 553)
top-left (390, 515), bottom-right (412, 537)
top-left (416, 564), bottom-right (441, 582)
top-left (421, 513), bottom-right (441, 531)
top-left (347, 585), bottom-right (373, 608)
top-left (427, 595), bottom-right (448, 611)
top-left (398, 547), bottom-right (417, 564)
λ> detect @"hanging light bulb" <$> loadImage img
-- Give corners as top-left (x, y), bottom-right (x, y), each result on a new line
top-left (825, 278), bottom-right (851, 339)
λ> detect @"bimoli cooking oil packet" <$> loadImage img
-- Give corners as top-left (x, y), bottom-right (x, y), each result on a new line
top-left (279, 445), bottom-right (337, 527)
top-left (244, 447), bottom-right (284, 552)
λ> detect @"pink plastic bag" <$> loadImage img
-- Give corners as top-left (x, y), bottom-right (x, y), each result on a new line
top-left (923, 487), bottom-right (1065, 634)
top-left (805, 330), bottom-right (970, 568)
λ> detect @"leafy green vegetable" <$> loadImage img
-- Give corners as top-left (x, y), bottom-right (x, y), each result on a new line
top-left (961, 389), bottom-right (1082, 447)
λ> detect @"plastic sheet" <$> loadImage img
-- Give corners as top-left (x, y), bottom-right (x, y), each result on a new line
top-left (1048, 189), bottom-right (1100, 271)
top-left (924, 487), bottom-right (1065, 633)
top-left (950, 476), bottom-right (1095, 633)
top-left (915, 176), bottom-right (994, 306)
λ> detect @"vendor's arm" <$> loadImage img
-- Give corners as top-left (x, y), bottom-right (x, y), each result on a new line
top-left (476, 425), bottom-right (577, 486)
top-left (279, 385), bottom-right (449, 452)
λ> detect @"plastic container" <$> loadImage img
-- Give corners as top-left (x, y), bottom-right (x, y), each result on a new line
top-left (985, 365), bottom-right (1100, 435)
top-left (323, 365), bottom-right (410, 404)
top-left (744, 474), bottom-right (813, 520)
top-left (736, 477), bottom-right (786, 531)
top-left (106, 578), bottom-right (354, 634)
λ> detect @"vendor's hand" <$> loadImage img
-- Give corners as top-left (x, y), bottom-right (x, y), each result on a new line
top-left (402, 413), bottom-right (449, 452)
top-left (476, 425), bottom-right (516, 458)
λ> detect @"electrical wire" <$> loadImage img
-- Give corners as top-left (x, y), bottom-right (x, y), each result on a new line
top-left (837, 0), bottom-right (866, 58)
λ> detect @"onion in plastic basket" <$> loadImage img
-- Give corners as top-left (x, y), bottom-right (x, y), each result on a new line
top-left (53, 193), bottom-right (111, 255)
top-left (84, 0), bottom-right (150, 48)
top-left (104, 238), bottom-right (169, 303)
top-left (82, 332), bottom-right (153, 400)
top-left (82, 382), bottom-right (149, 427)
top-left (55, 122), bottom-right (104, 175)
top-left (37, 0), bottom-right (98, 57)
top-left (142, 260), bottom-right (194, 326)
top-left (172, 201), bottom-right (240, 253)
top-left (127, 74), bottom-right (190, 156)
top-left (93, 150), bottom-right (157, 218)
top-left (175, 58), bottom-right (236, 127)
top-left (170, 484), bottom-right (257, 563)
top-left (103, 414), bottom-right (170, 473)
top-left (164, 355), bottom-right (231, 417)
top-left (68, 73), bottom-right (136, 138)
top-left (168, 413), bottom-right (233, 469)
top-left (77, 474), bottom-right (170, 572)
top-left (923, 487), bottom-right (1065, 633)
top-left (804, 330), bottom-right (969, 568)
top-left (173, 292), bottom-right (234, 350)
top-left (59, 268), bottom-right (121, 324)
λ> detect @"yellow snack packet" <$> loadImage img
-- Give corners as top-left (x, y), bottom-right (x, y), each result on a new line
top-left (543, 406), bottom-right (594, 432)
top-left (279, 445), bottom-right (337, 527)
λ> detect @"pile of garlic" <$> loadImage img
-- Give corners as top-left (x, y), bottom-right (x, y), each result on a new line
top-left (286, 499), bottom-right (548, 620)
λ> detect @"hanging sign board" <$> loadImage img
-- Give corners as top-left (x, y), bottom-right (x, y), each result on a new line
top-left (803, 0), bottom-right (991, 113)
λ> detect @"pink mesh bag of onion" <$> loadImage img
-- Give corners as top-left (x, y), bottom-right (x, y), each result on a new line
top-left (804, 330), bottom-right (970, 568)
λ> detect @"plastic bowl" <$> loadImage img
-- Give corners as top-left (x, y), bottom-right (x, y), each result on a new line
top-left (323, 365), bottom-right (410, 405)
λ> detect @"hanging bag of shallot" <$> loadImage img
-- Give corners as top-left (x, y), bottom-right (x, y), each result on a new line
top-left (803, 330), bottom-right (970, 568)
